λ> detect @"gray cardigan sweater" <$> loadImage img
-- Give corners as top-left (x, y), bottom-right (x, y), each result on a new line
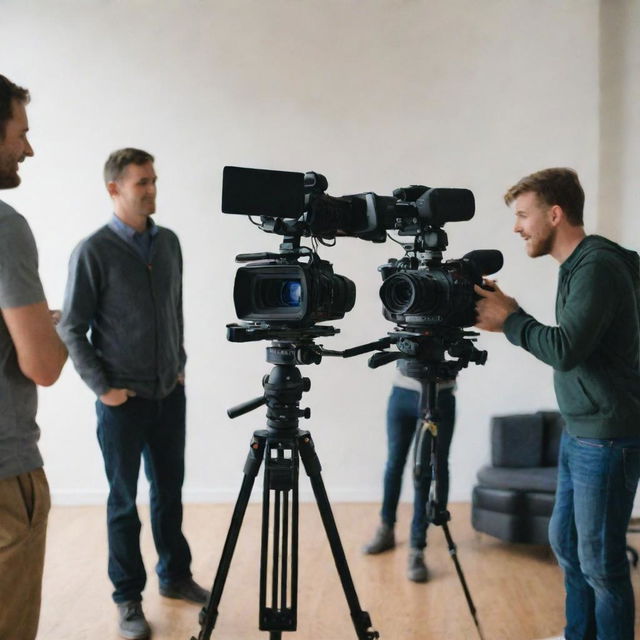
top-left (58, 224), bottom-right (186, 399)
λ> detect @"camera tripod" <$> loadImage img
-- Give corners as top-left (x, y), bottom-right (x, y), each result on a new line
top-left (411, 375), bottom-right (485, 640)
top-left (191, 336), bottom-right (379, 640)
top-left (369, 330), bottom-right (486, 640)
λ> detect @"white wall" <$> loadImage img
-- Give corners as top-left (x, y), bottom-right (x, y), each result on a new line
top-left (0, 0), bottom-right (605, 505)
top-left (599, 0), bottom-right (640, 243)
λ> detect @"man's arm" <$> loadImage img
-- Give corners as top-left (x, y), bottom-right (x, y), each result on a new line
top-left (0, 212), bottom-right (67, 385)
top-left (57, 243), bottom-right (111, 396)
top-left (176, 238), bottom-right (186, 382)
top-left (58, 242), bottom-right (137, 406)
top-left (2, 302), bottom-right (67, 386)
top-left (475, 261), bottom-right (620, 371)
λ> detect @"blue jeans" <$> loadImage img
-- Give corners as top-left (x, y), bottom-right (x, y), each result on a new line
top-left (380, 386), bottom-right (456, 549)
top-left (549, 431), bottom-right (640, 640)
top-left (96, 384), bottom-right (192, 603)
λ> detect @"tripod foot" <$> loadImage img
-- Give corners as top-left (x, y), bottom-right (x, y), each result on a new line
top-left (351, 611), bottom-right (380, 639)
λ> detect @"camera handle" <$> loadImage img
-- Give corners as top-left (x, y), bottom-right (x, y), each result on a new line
top-left (413, 380), bottom-right (486, 640)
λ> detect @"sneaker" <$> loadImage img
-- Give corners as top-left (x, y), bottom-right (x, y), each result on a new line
top-left (362, 523), bottom-right (395, 554)
top-left (117, 601), bottom-right (151, 640)
top-left (159, 577), bottom-right (209, 604)
top-left (407, 547), bottom-right (428, 582)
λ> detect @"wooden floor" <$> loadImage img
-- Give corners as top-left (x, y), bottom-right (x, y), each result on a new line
top-left (38, 502), bottom-right (640, 640)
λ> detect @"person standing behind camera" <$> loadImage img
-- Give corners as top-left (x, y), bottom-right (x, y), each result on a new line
top-left (475, 168), bottom-right (640, 640)
top-left (363, 368), bottom-right (455, 582)
top-left (58, 148), bottom-right (208, 640)
top-left (0, 74), bottom-right (68, 639)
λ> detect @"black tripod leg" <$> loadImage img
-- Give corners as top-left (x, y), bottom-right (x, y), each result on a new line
top-left (440, 521), bottom-right (486, 640)
top-left (298, 433), bottom-right (380, 640)
top-left (416, 382), bottom-right (484, 640)
top-left (191, 433), bottom-right (267, 640)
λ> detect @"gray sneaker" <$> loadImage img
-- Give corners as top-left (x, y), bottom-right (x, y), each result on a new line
top-left (117, 601), bottom-right (151, 639)
top-left (159, 577), bottom-right (209, 604)
top-left (407, 547), bottom-right (428, 582)
top-left (362, 523), bottom-right (395, 554)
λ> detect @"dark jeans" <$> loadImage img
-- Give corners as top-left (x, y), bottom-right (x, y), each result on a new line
top-left (380, 386), bottom-right (456, 549)
top-left (96, 384), bottom-right (192, 603)
top-left (549, 431), bottom-right (640, 640)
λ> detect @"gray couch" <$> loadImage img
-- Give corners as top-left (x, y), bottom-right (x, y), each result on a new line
top-left (471, 411), bottom-right (564, 545)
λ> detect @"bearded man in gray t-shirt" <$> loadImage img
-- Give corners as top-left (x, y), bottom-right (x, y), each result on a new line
top-left (0, 74), bottom-right (67, 640)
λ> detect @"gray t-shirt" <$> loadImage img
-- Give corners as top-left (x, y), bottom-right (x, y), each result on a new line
top-left (0, 200), bottom-right (46, 479)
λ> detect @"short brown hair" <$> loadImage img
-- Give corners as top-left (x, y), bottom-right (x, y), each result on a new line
top-left (104, 148), bottom-right (154, 184)
top-left (0, 74), bottom-right (30, 140)
top-left (504, 168), bottom-right (584, 226)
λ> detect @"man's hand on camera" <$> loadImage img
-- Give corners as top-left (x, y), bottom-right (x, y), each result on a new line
top-left (474, 279), bottom-right (519, 332)
top-left (100, 388), bottom-right (136, 406)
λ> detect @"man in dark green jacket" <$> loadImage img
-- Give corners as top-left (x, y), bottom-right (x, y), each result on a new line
top-left (475, 167), bottom-right (640, 640)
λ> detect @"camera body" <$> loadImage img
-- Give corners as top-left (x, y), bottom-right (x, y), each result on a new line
top-left (233, 253), bottom-right (355, 328)
top-left (379, 255), bottom-right (485, 329)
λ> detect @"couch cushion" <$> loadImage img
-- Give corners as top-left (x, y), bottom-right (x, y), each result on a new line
top-left (472, 486), bottom-right (523, 513)
top-left (471, 506), bottom-right (552, 544)
top-left (491, 413), bottom-right (544, 467)
top-left (476, 464), bottom-right (557, 493)
top-left (524, 491), bottom-right (556, 516)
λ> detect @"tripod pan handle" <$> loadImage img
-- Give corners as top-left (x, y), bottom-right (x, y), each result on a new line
top-left (227, 395), bottom-right (266, 419)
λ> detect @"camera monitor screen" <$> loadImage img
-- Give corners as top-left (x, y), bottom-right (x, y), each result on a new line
top-left (222, 166), bottom-right (306, 218)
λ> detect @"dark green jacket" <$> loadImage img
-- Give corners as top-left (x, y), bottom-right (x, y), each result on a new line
top-left (503, 235), bottom-right (640, 438)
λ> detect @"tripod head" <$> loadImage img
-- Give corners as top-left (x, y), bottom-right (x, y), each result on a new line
top-left (367, 326), bottom-right (487, 382)
top-left (226, 329), bottom-right (343, 434)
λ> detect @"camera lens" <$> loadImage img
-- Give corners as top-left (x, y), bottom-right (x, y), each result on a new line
top-left (329, 275), bottom-right (356, 315)
top-left (280, 280), bottom-right (302, 307)
top-left (385, 278), bottom-right (414, 313)
top-left (380, 271), bottom-right (442, 315)
top-left (261, 279), bottom-right (302, 308)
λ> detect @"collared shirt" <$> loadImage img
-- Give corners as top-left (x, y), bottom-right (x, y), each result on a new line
top-left (108, 214), bottom-right (158, 263)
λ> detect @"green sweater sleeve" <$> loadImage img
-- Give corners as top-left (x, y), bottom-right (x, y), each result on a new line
top-left (503, 259), bottom-right (620, 372)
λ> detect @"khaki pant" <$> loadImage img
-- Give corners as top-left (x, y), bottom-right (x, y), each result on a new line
top-left (0, 468), bottom-right (50, 640)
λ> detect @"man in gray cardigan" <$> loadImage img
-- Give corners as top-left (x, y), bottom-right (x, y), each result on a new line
top-left (58, 148), bottom-right (207, 640)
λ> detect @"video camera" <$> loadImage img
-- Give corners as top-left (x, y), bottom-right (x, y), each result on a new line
top-left (222, 166), bottom-right (502, 343)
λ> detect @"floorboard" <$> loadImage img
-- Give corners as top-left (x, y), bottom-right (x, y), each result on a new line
top-left (38, 502), bottom-right (640, 639)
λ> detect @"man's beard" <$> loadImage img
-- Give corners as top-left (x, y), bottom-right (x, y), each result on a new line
top-left (0, 174), bottom-right (20, 189)
top-left (0, 156), bottom-right (20, 189)
top-left (528, 230), bottom-right (554, 258)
